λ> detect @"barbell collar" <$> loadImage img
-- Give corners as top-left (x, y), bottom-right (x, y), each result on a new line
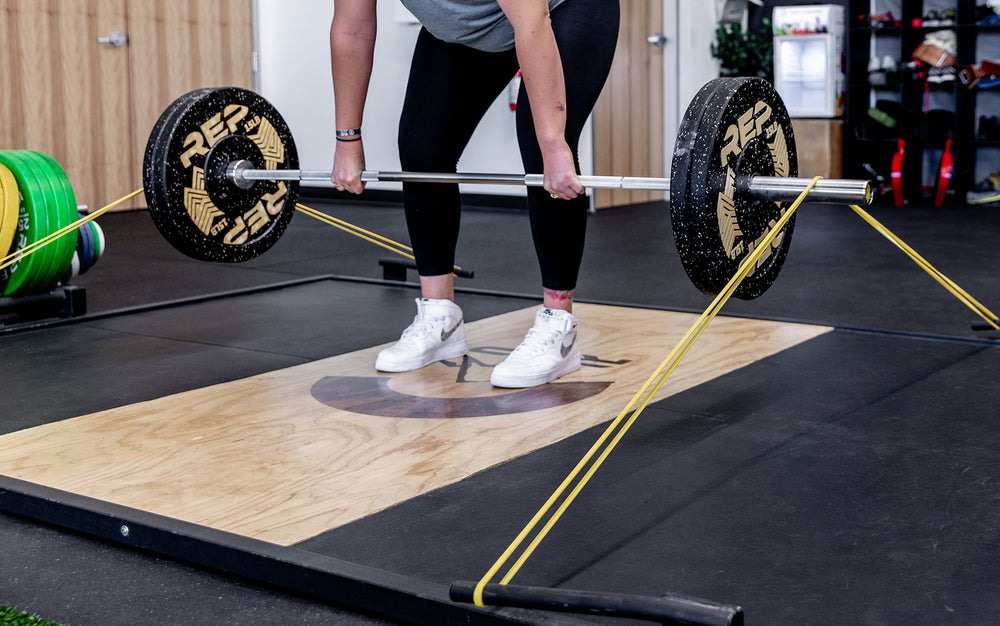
top-left (227, 161), bottom-right (873, 207)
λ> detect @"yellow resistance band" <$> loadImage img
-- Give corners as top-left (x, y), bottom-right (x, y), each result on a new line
top-left (848, 204), bottom-right (999, 331)
top-left (295, 202), bottom-right (465, 274)
top-left (295, 202), bottom-right (415, 261)
top-left (0, 188), bottom-right (145, 273)
top-left (471, 177), bottom-right (823, 608)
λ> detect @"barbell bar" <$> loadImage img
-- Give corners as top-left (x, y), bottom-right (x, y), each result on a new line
top-left (227, 162), bottom-right (874, 207)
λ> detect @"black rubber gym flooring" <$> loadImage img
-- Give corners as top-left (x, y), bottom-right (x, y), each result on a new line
top-left (1, 193), bottom-right (999, 625)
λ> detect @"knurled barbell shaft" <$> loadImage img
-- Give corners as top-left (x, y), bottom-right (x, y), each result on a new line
top-left (227, 161), bottom-right (873, 207)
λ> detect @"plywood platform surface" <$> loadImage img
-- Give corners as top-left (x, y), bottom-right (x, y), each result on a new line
top-left (0, 304), bottom-right (829, 545)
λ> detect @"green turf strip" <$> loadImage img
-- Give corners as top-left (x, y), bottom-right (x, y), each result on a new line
top-left (0, 606), bottom-right (63, 626)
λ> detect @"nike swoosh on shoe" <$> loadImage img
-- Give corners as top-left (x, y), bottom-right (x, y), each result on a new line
top-left (560, 337), bottom-right (576, 358)
top-left (441, 319), bottom-right (462, 342)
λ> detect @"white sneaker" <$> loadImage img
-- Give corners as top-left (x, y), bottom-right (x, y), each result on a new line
top-left (491, 307), bottom-right (581, 388)
top-left (375, 298), bottom-right (467, 372)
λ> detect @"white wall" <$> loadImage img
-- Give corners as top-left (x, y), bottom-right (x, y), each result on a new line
top-left (659, 1), bottom-right (722, 180)
top-left (678, 4), bottom-right (723, 120)
top-left (254, 0), bottom-right (593, 197)
top-left (671, 2), bottom-right (723, 148)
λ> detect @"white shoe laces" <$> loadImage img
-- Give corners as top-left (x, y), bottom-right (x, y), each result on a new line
top-left (394, 315), bottom-right (442, 346)
top-left (511, 326), bottom-right (562, 357)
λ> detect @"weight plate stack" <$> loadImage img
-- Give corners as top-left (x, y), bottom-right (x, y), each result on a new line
top-left (91, 220), bottom-right (105, 264)
top-left (32, 151), bottom-right (79, 285)
top-left (12, 151), bottom-right (63, 290)
top-left (76, 212), bottom-right (95, 275)
top-left (63, 210), bottom-right (90, 283)
top-left (0, 151), bottom-right (49, 295)
top-left (670, 78), bottom-right (728, 296)
top-left (0, 163), bottom-right (20, 263)
top-left (14, 150), bottom-right (64, 291)
top-left (87, 222), bottom-right (106, 269)
top-left (63, 250), bottom-right (81, 284)
top-left (143, 87), bottom-right (299, 262)
top-left (670, 77), bottom-right (798, 300)
top-left (142, 88), bottom-right (215, 222)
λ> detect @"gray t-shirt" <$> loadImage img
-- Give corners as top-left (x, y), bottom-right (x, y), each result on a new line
top-left (400, 0), bottom-right (567, 52)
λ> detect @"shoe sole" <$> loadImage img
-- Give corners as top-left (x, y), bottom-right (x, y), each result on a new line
top-left (375, 340), bottom-right (468, 373)
top-left (490, 351), bottom-right (582, 389)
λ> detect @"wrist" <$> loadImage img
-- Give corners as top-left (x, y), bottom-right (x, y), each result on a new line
top-left (537, 134), bottom-right (568, 153)
top-left (335, 139), bottom-right (365, 156)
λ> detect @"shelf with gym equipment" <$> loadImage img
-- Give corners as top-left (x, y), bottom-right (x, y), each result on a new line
top-left (845, 0), bottom-right (999, 205)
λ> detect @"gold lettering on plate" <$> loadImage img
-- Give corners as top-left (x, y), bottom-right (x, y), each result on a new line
top-left (242, 203), bottom-right (268, 237)
top-left (179, 105), bottom-right (252, 169)
top-left (223, 216), bottom-right (248, 245)
top-left (716, 166), bottom-right (743, 259)
top-left (183, 167), bottom-right (225, 235)
top-left (261, 181), bottom-right (287, 217)
top-left (250, 117), bottom-right (286, 169)
top-left (179, 132), bottom-right (207, 169)
top-left (714, 99), bottom-right (791, 274)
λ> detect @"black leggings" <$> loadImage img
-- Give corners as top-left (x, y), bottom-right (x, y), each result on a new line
top-left (397, 0), bottom-right (620, 291)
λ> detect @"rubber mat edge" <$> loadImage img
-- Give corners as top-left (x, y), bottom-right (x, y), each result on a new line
top-left (0, 473), bottom-right (583, 626)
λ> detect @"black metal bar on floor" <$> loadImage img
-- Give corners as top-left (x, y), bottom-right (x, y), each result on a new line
top-left (379, 258), bottom-right (474, 282)
top-left (450, 581), bottom-right (743, 626)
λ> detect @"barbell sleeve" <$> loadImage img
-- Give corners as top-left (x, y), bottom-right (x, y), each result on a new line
top-left (227, 161), bottom-right (873, 207)
top-left (745, 176), bottom-right (873, 206)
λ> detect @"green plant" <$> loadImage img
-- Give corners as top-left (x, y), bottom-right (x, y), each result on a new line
top-left (711, 18), bottom-right (774, 83)
top-left (0, 607), bottom-right (63, 626)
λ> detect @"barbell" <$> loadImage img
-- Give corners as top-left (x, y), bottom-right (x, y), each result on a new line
top-left (142, 77), bottom-right (873, 299)
top-left (229, 165), bottom-right (870, 204)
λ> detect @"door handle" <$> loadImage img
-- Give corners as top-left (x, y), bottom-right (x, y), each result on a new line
top-left (647, 32), bottom-right (667, 48)
top-left (98, 30), bottom-right (128, 47)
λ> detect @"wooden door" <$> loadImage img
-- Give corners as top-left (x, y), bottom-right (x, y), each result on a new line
top-left (0, 0), bottom-right (133, 211)
top-left (127, 0), bottom-right (255, 200)
top-left (592, 0), bottom-right (664, 209)
top-left (0, 0), bottom-right (253, 213)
